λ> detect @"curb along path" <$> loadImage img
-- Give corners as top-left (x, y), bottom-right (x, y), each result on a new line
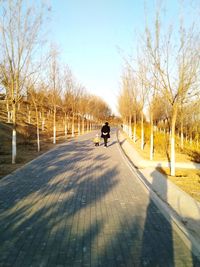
top-left (117, 129), bottom-right (200, 260)
top-left (0, 130), bottom-right (199, 266)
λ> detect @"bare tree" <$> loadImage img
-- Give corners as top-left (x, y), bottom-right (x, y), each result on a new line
top-left (136, 57), bottom-right (150, 150)
top-left (47, 46), bottom-right (62, 144)
top-left (63, 68), bottom-right (80, 137)
top-left (27, 84), bottom-right (41, 152)
top-left (146, 14), bottom-right (200, 175)
top-left (79, 91), bottom-right (89, 134)
top-left (118, 67), bottom-right (137, 137)
top-left (144, 9), bottom-right (161, 160)
top-left (0, 0), bottom-right (45, 163)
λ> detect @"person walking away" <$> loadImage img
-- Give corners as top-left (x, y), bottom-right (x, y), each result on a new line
top-left (101, 122), bottom-right (110, 147)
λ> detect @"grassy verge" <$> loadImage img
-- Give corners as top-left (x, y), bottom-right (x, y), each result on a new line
top-left (0, 121), bottom-right (78, 179)
top-left (157, 167), bottom-right (200, 202)
top-left (0, 135), bottom-right (69, 179)
top-left (122, 129), bottom-right (200, 202)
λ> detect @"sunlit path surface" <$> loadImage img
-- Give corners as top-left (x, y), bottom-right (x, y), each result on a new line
top-left (0, 130), bottom-right (199, 267)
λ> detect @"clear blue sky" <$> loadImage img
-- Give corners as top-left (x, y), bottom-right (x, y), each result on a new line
top-left (48, 0), bottom-right (197, 115)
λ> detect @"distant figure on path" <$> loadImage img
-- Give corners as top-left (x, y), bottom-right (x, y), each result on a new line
top-left (101, 122), bottom-right (110, 147)
top-left (93, 133), bottom-right (100, 146)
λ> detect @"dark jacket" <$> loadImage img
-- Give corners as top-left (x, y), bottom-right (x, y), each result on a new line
top-left (101, 124), bottom-right (110, 138)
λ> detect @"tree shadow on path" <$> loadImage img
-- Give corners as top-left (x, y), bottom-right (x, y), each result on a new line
top-left (0, 138), bottom-right (120, 266)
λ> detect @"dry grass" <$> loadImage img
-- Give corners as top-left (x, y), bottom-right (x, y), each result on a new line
top-left (0, 102), bottom-right (80, 179)
top-left (0, 98), bottom-right (94, 180)
top-left (134, 125), bottom-right (194, 162)
top-left (0, 121), bottom-right (73, 179)
top-left (122, 128), bottom-right (200, 202)
top-left (157, 167), bottom-right (200, 202)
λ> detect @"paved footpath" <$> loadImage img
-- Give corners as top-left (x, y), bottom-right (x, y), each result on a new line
top-left (0, 129), bottom-right (199, 267)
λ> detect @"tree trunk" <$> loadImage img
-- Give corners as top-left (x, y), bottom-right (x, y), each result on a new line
top-left (141, 111), bottom-right (144, 150)
top-left (180, 120), bottom-right (184, 149)
top-left (42, 117), bottom-right (45, 131)
top-left (6, 101), bottom-right (11, 123)
top-left (170, 106), bottom-right (178, 176)
top-left (72, 113), bottom-right (75, 137)
top-left (53, 107), bottom-right (56, 144)
top-left (78, 115), bottom-right (81, 136)
top-left (190, 135), bottom-right (193, 146)
top-left (82, 116), bottom-right (85, 134)
top-left (36, 108), bottom-right (40, 152)
top-left (42, 109), bottom-right (45, 131)
top-left (8, 111), bottom-right (11, 123)
top-left (129, 114), bottom-right (132, 138)
top-left (64, 113), bottom-right (68, 139)
top-left (12, 103), bottom-right (17, 164)
top-left (150, 111), bottom-right (154, 160)
top-left (133, 112), bottom-right (137, 143)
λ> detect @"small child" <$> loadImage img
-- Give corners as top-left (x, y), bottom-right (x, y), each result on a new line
top-left (93, 134), bottom-right (100, 146)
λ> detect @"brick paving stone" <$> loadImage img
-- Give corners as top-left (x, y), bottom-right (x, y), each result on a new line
top-left (0, 130), bottom-right (199, 267)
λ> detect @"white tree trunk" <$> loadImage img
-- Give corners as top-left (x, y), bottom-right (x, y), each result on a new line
top-left (141, 112), bottom-right (144, 150)
top-left (150, 131), bottom-right (154, 160)
top-left (7, 111), bottom-right (11, 123)
top-left (133, 113), bottom-right (136, 143)
top-left (12, 128), bottom-right (17, 164)
top-left (7, 102), bottom-right (11, 123)
top-left (53, 125), bottom-right (56, 144)
top-left (170, 108), bottom-right (177, 176)
top-left (78, 116), bottom-right (81, 136)
top-left (133, 126), bottom-right (136, 142)
top-left (170, 135), bottom-right (175, 176)
top-left (53, 108), bottom-right (56, 144)
top-left (37, 125), bottom-right (40, 152)
top-left (82, 117), bottom-right (85, 134)
top-left (190, 136), bottom-right (192, 146)
top-left (181, 132), bottom-right (184, 149)
top-left (72, 114), bottom-right (75, 137)
top-left (150, 112), bottom-right (154, 160)
top-left (180, 120), bottom-right (184, 149)
top-left (64, 113), bottom-right (67, 139)
top-left (128, 114), bottom-right (132, 138)
top-left (42, 118), bottom-right (45, 131)
top-left (12, 102), bottom-right (17, 164)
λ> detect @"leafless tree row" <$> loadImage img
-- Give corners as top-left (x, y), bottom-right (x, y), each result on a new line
top-left (118, 2), bottom-right (200, 175)
top-left (0, 0), bottom-right (111, 164)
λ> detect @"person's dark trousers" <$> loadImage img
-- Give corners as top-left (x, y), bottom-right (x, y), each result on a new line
top-left (104, 137), bottom-right (108, 146)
